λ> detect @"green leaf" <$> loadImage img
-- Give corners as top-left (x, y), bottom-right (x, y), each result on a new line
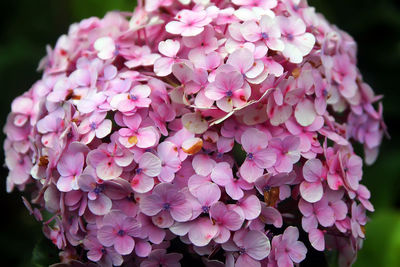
top-left (31, 238), bottom-right (59, 267)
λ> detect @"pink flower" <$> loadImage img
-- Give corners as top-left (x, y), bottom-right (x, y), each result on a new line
top-left (56, 151), bottom-right (84, 192)
top-left (183, 26), bottom-right (218, 54)
top-left (300, 159), bottom-right (327, 203)
top-left (205, 70), bottom-right (249, 112)
top-left (78, 112), bottom-right (112, 144)
top-left (140, 183), bottom-right (193, 222)
top-left (278, 16), bottom-right (316, 63)
top-left (239, 128), bottom-right (276, 182)
top-left (350, 202), bottom-right (367, 239)
top-left (83, 235), bottom-right (123, 266)
top-left (255, 171), bottom-right (297, 206)
top-left (224, 229), bottom-right (271, 266)
top-left (123, 45), bottom-right (161, 69)
top-left (87, 143), bottom-right (134, 180)
top-left (118, 114), bottom-right (158, 149)
top-left (110, 84), bottom-right (152, 113)
top-left (211, 162), bottom-right (252, 200)
top-left (241, 15), bottom-right (284, 51)
top-left (36, 108), bottom-right (65, 148)
top-left (97, 211), bottom-right (141, 255)
top-left (299, 197), bottom-right (335, 232)
top-left (340, 152), bottom-right (362, 191)
top-left (77, 168), bottom-right (131, 216)
top-left (330, 54), bottom-right (358, 98)
top-left (209, 202), bottom-right (244, 243)
top-left (154, 39), bottom-right (181, 77)
top-left (235, 194), bottom-right (262, 220)
top-left (157, 141), bottom-right (182, 182)
top-left (5, 148), bottom-right (32, 187)
top-left (140, 249), bottom-right (183, 267)
top-left (271, 226), bottom-right (307, 267)
top-left (11, 96), bottom-right (34, 126)
top-left (226, 48), bottom-right (266, 84)
top-left (130, 152), bottom-right (161, 193)
top-left (166, 10), bottom-right (212, 37)
top-left (2, 2), bottom-right (385, 266)
top-left (269, 136), bottom-right (301, 173)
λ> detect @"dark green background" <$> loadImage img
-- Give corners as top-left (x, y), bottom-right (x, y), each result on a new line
top-left (0, 0), bottom-right (399, 266)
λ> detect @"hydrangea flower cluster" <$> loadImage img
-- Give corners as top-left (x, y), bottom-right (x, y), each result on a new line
top-left (4, 0), bottom-right (386, 266)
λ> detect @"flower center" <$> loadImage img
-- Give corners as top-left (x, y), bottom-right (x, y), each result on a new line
top-left (202, 206), bottom-right (210, 213)
top-left (287, 33), bottom-right (294, 41)
top-left (136, 168), bottom-right (143, 174)
top-left (263, 185), bottom-right (271, 192)
top-left (129, 94), bottom-right (138, 101)
top-left (226, 90), bottom-right (233, 97)
top-left (90, 122), bottom-right (97, 130)
top-left (94, 184), bottom-right (105, 195)
top-left (163, 203), bottom-right (171, 211)
top-left (117, 229), bottom-right (125, 236)
top-left (247, 153), bottom-right (254, 160)
top-left (261, 32), bottom-right (269, 39)
top-left (239, 247), bottom-right (246, 255)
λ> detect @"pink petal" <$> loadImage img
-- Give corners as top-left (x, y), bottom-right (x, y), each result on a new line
top-left (192, 154), bottom-right (216, 176)
top-left (303, 158), bottom-right (323, 183)
top-left (289, 241), bottom-right (307, 263)
top-left (135, 240), bottom-right (152, 257)
top-left (240, 159), bottom-right (264, 183)
top-left (254, 149), bottom-right (276, 168)
top-left (88, 194), bottom-right (112, 216)
top-left (97, 225), bottom-right (116, 247)
top-left (96, 160), bottom-right (122, 180)
top-left (188, 218), bottom-right (218, 247)
top-left (211, 162), bottom-right (233, 186)
top-left (154, 57), bottom-right (175, 77)
top-left (243, 230), bottom-right (270, 260)
top-left (137, 127), bottom-right (158, 148)
top-left (158, 39), bottom-right (180, 57)
top-left (140, 152), bottom-right (162, 177)
top-left (261, 206), bottom-right (283, 228)
top-left (239, 195), bottom-right (261, 220)
top-left (131, 174), bottom-right (155, 193)
top-left (114, 235), bottom-right (135, 255)
top-left (95, 119), bottom-right (112, 138)
top-left (225, 181), bottom-right (245, 200)
top-left (308, 229), bottom-right (325, 251)
top-left (227, 48), bottom-right (254, 74)
top-left (295, 99), bottom-right (316, 127)
top-left (241, 128), bottom-right (269, 152)
top-left (171, 202), bottom-right (193, 222)
top-left (299, 181), bottom-right (323, 203)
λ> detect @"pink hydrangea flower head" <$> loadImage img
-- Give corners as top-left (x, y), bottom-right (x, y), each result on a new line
top-left (3, 0), bottom-right (385, 265)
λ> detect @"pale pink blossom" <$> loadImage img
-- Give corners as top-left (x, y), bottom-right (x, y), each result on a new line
top-left (110, 84), bottom-right (152, 113)
top-left (97, 211), bottom-right (141, 255)
top-left (278, 16), bottom-right (316, 63)
top-left (130, 152), bottom-right (161, 193)
top-left (239, 128), bottom-right (276, 182)
top-left (166, 10), bottom-right (212, 37)
top-left (140, 183), bottom-right (193, 222)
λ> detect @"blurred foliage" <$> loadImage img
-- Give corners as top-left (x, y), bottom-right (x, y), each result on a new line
top-left (32, 238), bottom-right (59, 267)
top-left (0, 0), bottom-right (399, 266)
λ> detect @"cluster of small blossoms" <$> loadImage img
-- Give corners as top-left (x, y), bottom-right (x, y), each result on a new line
top-left (3, 0), bottom-right (386, 266)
